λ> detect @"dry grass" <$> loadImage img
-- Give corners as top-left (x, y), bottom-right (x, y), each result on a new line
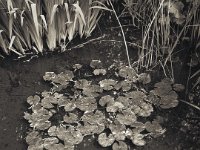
top-left (124, 0), bottom-right (200, 80)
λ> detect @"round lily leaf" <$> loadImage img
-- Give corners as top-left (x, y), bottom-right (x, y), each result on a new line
top-left (93, 69), bottom-right (107, 75)
top-left (99, 79), bottom-right (118, 90)
top-left (173, 83), bottom-right (185, 92)
top-left (82, 84), bottom-right (103, 97)
top-left (81, 110), bottom-right (105, 124)
top-left (145, 121), bottom-right (165, 134)
top-left (99, 95), bottom-right (115, 107)
top-left (90, 60), bottom-right (103, 69)
top-left (41, 97), bottom-right (55, 109)
top-left (159, 91), bottom-right (179, 109)
top-left (98, 133), bottom-right (115, 147)
top-left (118, 66), bottom-right (137, 81)
top-left (112, 141), bottom-right (128, 150)
top-left (76, 97), bottom-right (97, 112)
top-left (43, 137), bottom-right (59, 149)
top-left (130, 133), bottom-right (146, 146)
top-left (106, 102), bottom-right (125, 113)
top-left (114, 80), bottom-right (132, 91)
top-left (48, 126), bottom-right (57, 136)
top-left (63, 113), bottom-right (78, 124)
top-left (138, 73), bottom-right (151, 84)
top-left (24, 108), bottom-right (53, 130)
top-left (57, 98), bottom-right (76, 112)
top-left (116, 109), bottom-right (137, 125)
top-left (43, 72), bottom-right (56, 81)
top-left (74, 79), bottom-right (91, 89)
top-left (77, 122), bottom-right (105, 135)
top-left (47, 143), bottom-right (69, 150)
top-left (109, 121), bottom-right (126, 141)
top-left (56, 126), bottom-right (83, 145)
top-left (73, 64), bottom-right (82, 70)
top-left (27, 95), bottom-right (40, 106)
top-left (26, 131), bottom-right (42, 145)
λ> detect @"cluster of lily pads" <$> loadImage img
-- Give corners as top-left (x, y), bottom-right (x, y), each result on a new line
top-left (24, 60), bottom-right (184, 150)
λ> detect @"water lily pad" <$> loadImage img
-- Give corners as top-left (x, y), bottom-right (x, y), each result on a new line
top-left (26, 131), bottom-right (43, 146)
top-left (145, 121), bottom-right (166, 137)
top-left (118, 66), bottom-right (137, 82)
top-left (112, 141), bottom-right (128, 150)
top-left (81, 110), bottom-right (105, 124)
top-left (153, 78), bottom-right (173, 96)
top-left (90, 60), bottom-right (103, 69)
top-left (77, 122), bottom-right (105, 135)
top-left (48, 126), bottom-right (57, 136)
top-left (63, 113), bottom-right (79, 124)
top-left (115, 96), bottom-right (129, 107)
top-left (106, 101), bottom-right (125, 113)
top-left (109, 121), bottom-right (126, 141)
top-left (159, 91), bottom-right (179, 109)
top-left (98, 133), bottom-right (115, 147)
top-left (43, 137), bottom-right (59, 149)
top-left (130, 133), bottom-right (146, 146)
top-left (44, 71), bottom-right (74, 85)
top-left (24, 108), bottom-right (53, 130)
top-left (99, 95), bottom-right (115, 107)
top-left (125, 91), bottom-right (147, 104)
top-left (82, 84), bottom-right (103, 97)
top-left (43, 72), bottom-right (56, 81)
top-left (114, 80), bottom-right (132, 91)
top-left (27, 95), bottom-right (40, 106)
top-left (56, 126), bottom-right (83, 145)
top-left (99, 79), bottom-right (118, 90)
top-left (47, 143), bottom-right (70, 150)
top-left (116, 109), bottom-right (137, 125)
top-left (93, 69), bottom-right (107, 75)
top-left (57, 97), bottom-right (76, 112)
top-left (138, 73), bottom-right (151, 84)
top-left (41, 97), bottom-right (57, 109)
top-left (74, 79), bottom-right (91, 89)
top-left (73, 64), bottom-right (83, 71)
top-left (173, 83), bottom-right (185, 92)
top-left (76, 97), bottom-right (97, 112)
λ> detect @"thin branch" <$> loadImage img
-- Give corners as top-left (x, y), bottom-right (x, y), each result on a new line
top-left (108, 0), bottom-right (131, 67)
top-left (180, 100), bottom-right (200, 111)
top-left (67, 34), bottom-right (106, 50)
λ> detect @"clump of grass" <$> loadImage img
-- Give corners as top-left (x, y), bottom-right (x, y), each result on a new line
top-left (124, 0), bottom-right (200, 80)
top-left (0, 0), bottom-right (105, 56)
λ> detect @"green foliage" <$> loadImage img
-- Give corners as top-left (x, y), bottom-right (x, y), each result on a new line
top-left (0, 0), bottom-right (105, 55)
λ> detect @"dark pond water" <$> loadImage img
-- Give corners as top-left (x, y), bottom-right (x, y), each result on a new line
top-left (0, 29), bottom-right (200, 150)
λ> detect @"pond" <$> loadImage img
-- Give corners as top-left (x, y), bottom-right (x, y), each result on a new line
top-left (0, 31), bottom-right (199, 150)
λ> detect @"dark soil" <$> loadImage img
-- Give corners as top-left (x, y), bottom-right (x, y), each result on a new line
top-left (0, 23), bottom-right (200, 150)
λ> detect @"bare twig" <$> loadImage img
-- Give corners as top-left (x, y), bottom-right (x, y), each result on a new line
top-left (180, 100), bottom-right (200, 111)
top-left (97, 39), bottom-right (143, 49)
top-left (67, 34), bottom-right (106, 51)
top-left (108, 0), bottom-right (131, 67)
